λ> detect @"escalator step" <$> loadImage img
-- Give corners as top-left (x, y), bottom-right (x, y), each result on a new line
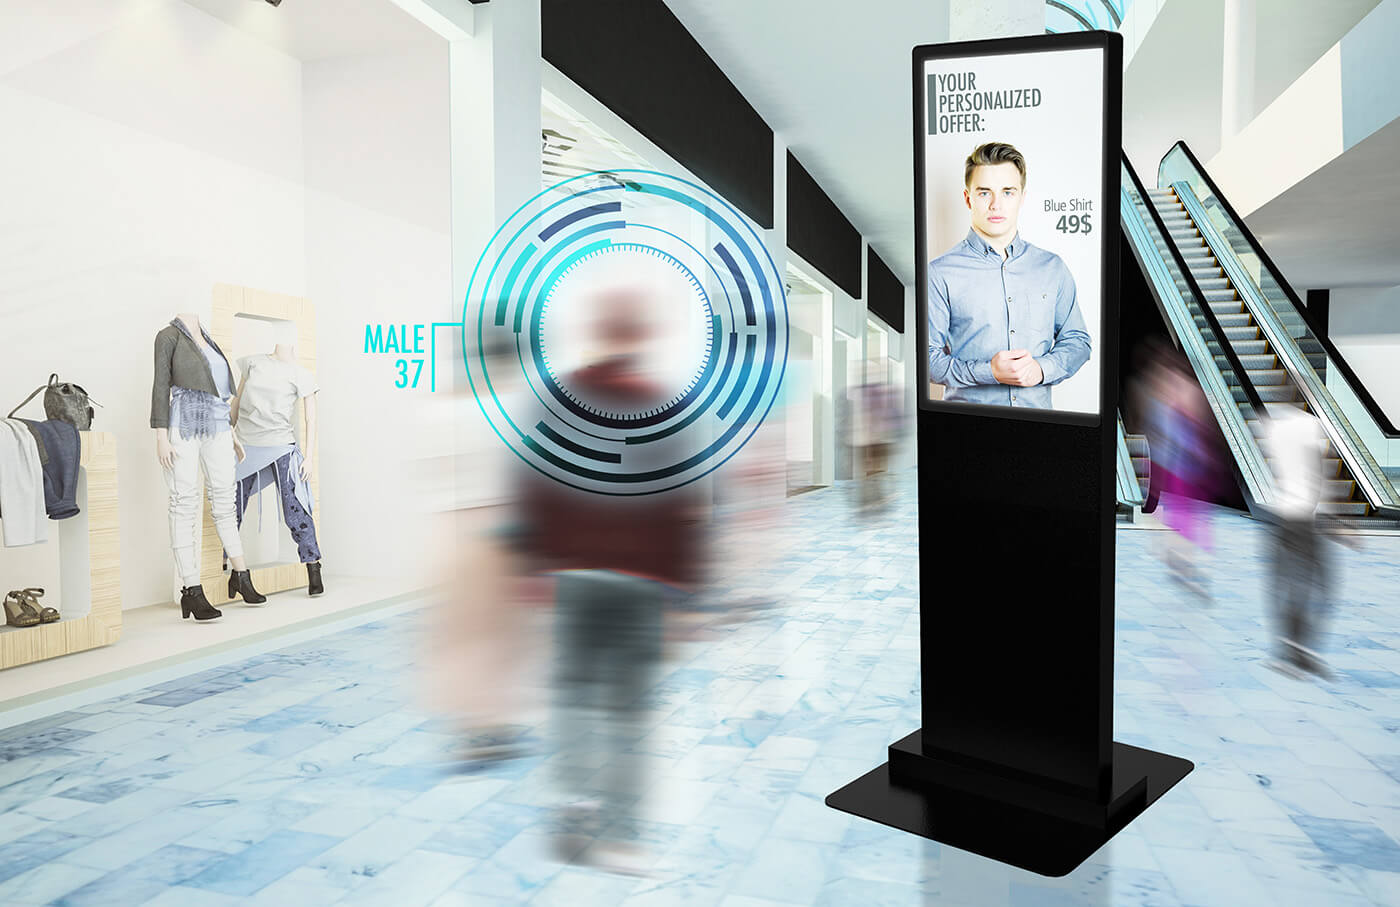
top-left (1324, 479), bottom-right (1357, 500)
top-left (1197, 277), bottom-right (1231, 291)
top-left (1216, 353), bottom-right (1276, 369)
top-left (1228, 339), bottom-right (1270, 355)
top-left (1318, 501), bottom-right (1370, 516)
top-left (1233, 385), bottom-right (1296, 403)
top-left (1223, 326), bottom-right (1259, 341)
top-left (1209, 312), bottom-right (1252, 327)
top-left (1247, 369), bottom-right (1289, 386)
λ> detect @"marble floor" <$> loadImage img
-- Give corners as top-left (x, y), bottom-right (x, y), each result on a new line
top-left (1, 476), bottom-right (1399, 905)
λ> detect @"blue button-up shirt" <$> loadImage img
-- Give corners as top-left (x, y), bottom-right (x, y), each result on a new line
top-left (927, 229), bottom-right (1091, 409)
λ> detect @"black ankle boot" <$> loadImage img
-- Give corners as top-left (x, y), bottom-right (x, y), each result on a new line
top-left (306, 562), bottom-right (324, 597)
top-left (180, 585), bottom-right (222, 621)
top-left (228, 569), bottom-right (267, 604)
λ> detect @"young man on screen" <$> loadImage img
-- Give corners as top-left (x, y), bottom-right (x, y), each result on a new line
top-left (926, 142), bottom-right (1091, 409)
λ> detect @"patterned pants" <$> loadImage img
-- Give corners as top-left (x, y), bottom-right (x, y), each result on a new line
top-left (233, 452), bottom-right (321, 564)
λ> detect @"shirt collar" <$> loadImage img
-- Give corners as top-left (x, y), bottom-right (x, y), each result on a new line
top-left (964, 228), bottom-right (1023, 261)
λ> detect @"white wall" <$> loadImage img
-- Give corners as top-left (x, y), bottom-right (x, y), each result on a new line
top-left (1329, 285), bottom-right (1400, 468)
top-left (1206, 46), bottom-right (1345, 218)
top-left (0, 1), bottom-right (305, 610)
top-left (302, 46), bottom-right (451, 581)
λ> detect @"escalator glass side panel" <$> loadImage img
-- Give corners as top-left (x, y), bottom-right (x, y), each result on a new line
top-left (1116, 412), bottom-right (1144, 506)
top-left (1170, 182), bottom-right (1400, 514)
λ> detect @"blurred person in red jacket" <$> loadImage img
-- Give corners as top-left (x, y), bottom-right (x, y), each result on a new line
top-left (515, 284), bottom-right (707, 876)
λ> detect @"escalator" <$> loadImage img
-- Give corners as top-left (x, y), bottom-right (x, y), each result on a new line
top-left (1119, 144), bottom-right (1400, 522)
top-left (1115, 416), bottom-right (1150, 515)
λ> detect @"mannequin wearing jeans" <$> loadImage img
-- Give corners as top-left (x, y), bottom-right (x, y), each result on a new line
top-left (151, 313), bottom-right (265, 620)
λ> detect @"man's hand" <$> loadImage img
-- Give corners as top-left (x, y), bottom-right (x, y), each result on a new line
top-left (990, 349), bottom-right (1044, 387)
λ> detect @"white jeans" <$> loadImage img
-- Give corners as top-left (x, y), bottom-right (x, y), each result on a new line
top-left (163, 428), bottom-right (244, 586)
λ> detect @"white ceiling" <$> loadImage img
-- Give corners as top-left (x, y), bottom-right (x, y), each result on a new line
top-left (662, 1), bottom-right (951, 287)
top-left (180, 0), bottom-right (440, 61)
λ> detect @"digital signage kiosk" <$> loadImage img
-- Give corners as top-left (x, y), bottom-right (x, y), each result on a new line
top-left (827, 30), bottom-right (1191, 877)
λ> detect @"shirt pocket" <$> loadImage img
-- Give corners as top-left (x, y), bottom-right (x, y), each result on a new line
top-left (1027, 284), bottom-right (1058, 357)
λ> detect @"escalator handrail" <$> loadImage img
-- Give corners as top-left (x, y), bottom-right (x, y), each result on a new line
top-left (1157, 140), bottom-right (1400, 437)
top-left (1174, 182), bottom-right (1400, 515)
top-left (1121, 154), bottom-right (1271, 419)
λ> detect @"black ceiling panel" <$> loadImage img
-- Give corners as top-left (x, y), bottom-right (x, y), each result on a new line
top-left (541, 0), bottom-right (774, 228)
top-left (867, 245), bottom-right (905, 333)
top-left (786, 152), bottom-right (861, 299)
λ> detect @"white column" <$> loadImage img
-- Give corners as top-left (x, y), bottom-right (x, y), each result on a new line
top-left (449, 0), bottom-right (541, 324)
top-left (949, 0), bottom-right (1043, 41)
top-left (446, 0), bottom-right (540, 516)
top-left (817, 259), bottom-right (836, 487)
top-left (1221, 0), bottom-right (1257, 141)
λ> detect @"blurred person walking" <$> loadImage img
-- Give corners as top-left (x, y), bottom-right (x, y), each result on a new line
top-left (1262, 405), bottom-right (1333, 679)
top-left (853, 361), bottom-right (905, 515)
top-left (515, 287), bottom-right (707, 876)
top-left (1141, 343), bottom-right (1223, 599)
top-left (422, 333), bottom-right (542, 766)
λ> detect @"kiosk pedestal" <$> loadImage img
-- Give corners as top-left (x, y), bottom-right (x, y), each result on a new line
top-left (827, 416), bottom-right (1192, 876)
top-left (827, 31), bottom-right (1190, 878)
top-left (828, 734), bottom-right (1191, 877)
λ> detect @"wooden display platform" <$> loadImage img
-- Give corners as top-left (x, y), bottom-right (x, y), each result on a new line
top-left (1, 432), bottom-right (123, 670)
top-left (201, 284), bottom-right (319, 605)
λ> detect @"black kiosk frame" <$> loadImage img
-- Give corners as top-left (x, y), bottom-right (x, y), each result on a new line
top-left (825, 30), bottom-right (1191, 877)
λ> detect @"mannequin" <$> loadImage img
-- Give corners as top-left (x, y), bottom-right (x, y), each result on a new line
top-left (230, 342), bottom-right (324, 595)
top-left (151, 312), bottom-right (266, 620)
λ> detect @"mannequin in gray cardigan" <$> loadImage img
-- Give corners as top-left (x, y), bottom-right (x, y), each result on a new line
top-left (151, 312), bottom-right (266, 620)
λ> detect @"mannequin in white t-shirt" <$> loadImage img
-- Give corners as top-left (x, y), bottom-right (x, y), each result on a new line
top-left (230, 343), bottom-right (324, 595)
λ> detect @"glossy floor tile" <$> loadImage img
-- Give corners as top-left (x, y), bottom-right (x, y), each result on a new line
top-left (0, 476), bottom-right (1398, 905)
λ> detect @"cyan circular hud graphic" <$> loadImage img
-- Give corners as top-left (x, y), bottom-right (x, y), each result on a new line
top-left (463, 170), bottom-right (789, 496)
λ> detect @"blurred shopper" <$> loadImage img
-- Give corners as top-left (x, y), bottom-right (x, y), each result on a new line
top-left (1140, 342), bottom-right (1222, 600)
top-left (422, 331), bottom-right (541, 766)
top-left (852, 360), bottom-right (906, 515)
top-left (1262, 405), bottom-right (1333, 679)
top-left (515, 287), bottom-right (707, 876)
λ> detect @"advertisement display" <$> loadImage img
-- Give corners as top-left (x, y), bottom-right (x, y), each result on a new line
top-left (916, 40), bottom-right (1112, 421)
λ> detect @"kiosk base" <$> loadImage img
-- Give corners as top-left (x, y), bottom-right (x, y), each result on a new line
top-left (826, 731), bottom-right (1192, 877)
